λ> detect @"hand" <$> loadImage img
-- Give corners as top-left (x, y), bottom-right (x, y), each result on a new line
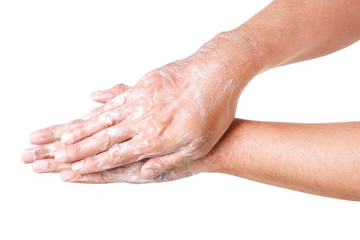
top-left (42, 158), bottom-right (210, 184)
top-left (55, 32), bottom-right (251, 180)
top-left (26, 124), bottom-right (222, 184)
top-left (23, 114), bottom-right (218, 184)
top-left (22, 78), bottom-right (220, 183)
top-left (21, 84), bottom-right (130, 169)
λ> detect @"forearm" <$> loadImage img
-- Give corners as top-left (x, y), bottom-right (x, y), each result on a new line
top-left (218, 0), bottom-right (360, 74)
top-left (202, 119), bottom-right (360, 201)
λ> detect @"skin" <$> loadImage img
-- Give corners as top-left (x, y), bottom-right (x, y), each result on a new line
top-left (21, 84), bottom-right (129, 165)
top-left (22, 0), bottom-right (360, 200)
top-left (23, 119), bottom-right (360, 201)
top-left (51, 36), bottom-right (250, 180)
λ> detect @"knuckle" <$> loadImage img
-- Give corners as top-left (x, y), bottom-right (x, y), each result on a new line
top-left (107, 125), bottom-right (127, 139)
top-left (99, 109), bottom-right (125, 127)
top-left (99, 112), bottom-right (115, 127)
top-left (109, 144), bottom-right (123, 162)
top-left (112, 93), bottom-right (127, 105)
top-left (46, 161), bottom-right (56, 171)
top-left (46, 128), bottom-right (56, 141)
top-left (96, 130), bottom-right (111, 151)
top-left (116, 83), bottom-right (130, 92)
top-left (70, 143), bottom-right (82, 157)
top-left (118, 83), bottom-right (127, 89)
top-left (35, 146), bottom-right (48, 158)
top-left (155, 157), bottom-right (173, 171)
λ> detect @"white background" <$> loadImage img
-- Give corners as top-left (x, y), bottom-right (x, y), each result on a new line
top-left (1, 0), bottom-right (359, 239)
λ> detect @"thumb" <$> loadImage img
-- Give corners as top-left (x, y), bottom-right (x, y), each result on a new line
top-left (91, 83), bottom-right (131, 103)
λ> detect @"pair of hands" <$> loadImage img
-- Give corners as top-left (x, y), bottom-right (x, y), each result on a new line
top-left (21, 32), bottom-right (245, 183)
top-left (22, 84), bottom-right (212, 183)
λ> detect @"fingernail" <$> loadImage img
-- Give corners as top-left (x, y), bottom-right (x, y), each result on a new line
top-left (54, 148), bottom-right (67, 162)
top-left (60, 170), bottom-right (75, 181)
top-left (142, 167), bottom-right (156, 179)
top-left (82, 113), bottom-right (93, 121)
top-left (61, 132), bottom-right (73, 145)
top-left (32, 160), bottom-right (48, 172)
top-left (72, 161), bottom-right (83, 172)
top-left (21, 149), bottom-right (36, 163)
top-left (29, 132), bottom-right (44, 144)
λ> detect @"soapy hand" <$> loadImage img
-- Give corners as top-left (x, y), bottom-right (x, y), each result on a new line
top-left (36, 157), bottom-right (209, 184)
top-left (22, 81), bottom-right (218, 183)
top-left (22, 82), bottom-right (219, 183)
top-left (57, 160), bottom-right (201, 183)
top-left (21, 84), bottom-right (130, 171)
top-left (53, 33), bottom-right (247, 180)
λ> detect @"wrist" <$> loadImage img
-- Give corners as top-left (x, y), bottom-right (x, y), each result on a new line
top-left (211, 29), bottom-right (269, 84)
top-left (186, 30), bottom-right (264, 93)
top-left (197, 119), bottom-right (252, 176)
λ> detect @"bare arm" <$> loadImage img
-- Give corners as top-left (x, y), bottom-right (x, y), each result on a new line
top-left (205, 120), bottom-right (360, 201)
top-left (231, 0), bottom-right (360, 71)
top-left (25, 0), bottom-right (360, 183)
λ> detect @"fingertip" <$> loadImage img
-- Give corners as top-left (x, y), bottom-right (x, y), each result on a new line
top-left (60, 170), bottom-right (77, 182)
top-left (91, 91), bottom-right (114, 103)
top-left (91, 90), bottom-right (105, 96)
top-left (29, 131), bottom-right (44, 145)
top-left (32, 160), bottom-right (48, 173)
top-left (21, 149), bottom-right (36, 164)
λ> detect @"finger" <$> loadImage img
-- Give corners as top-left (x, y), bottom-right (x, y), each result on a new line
top-left (141, 151), bottom-right (193, 180)
top-left (83, 92), bottom-right (128, 121)
top-left (85, 84), bottom-right (130, 121)
top-left (28, 119), bottom-right (84, 145)
top-left (62, 159), bottom-right (203, 184)
top-left (21, 141), bottom-right (64, 163)
top-left (60, 161), bottom-right (152, 184)
top-left (61, 108), bottom-right (128, 145)
top-left (71, 137), bottom-right (160, 174)
top-left (32, 159), bottom-right (72, 173)
top-left (90, 83), bottom-right (130, 104)
top-left (54, 123), bottom-right (135, 163)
